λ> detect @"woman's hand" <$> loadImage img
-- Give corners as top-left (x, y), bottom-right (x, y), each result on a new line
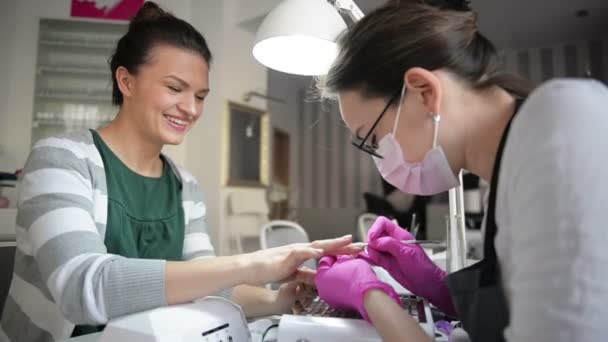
top-left (273, 276), bottom-right (317, 314)
top-left (166, 236), bottom-right (361, 307)
top-left (244, 235), bottom-right (363, 286)
top-left (230, 270), bottom-right (317, 318)
top-left (315, 255), bottom-right (400, 321)
top-left (365, 217), bottom-right (455, 316)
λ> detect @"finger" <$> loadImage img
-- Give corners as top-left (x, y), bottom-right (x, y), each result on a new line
top-left (301, 283), bottom-right (318, 298)
top-left (369, 237), bottom-right (421, 264)
top-left (335, 254), bottom-right (355, 262)
top-left (367, 216), bottom-right (393, 241)
top-left (296, 284), bottom-right (316, 305)
top-left (286, 280), bottom-right (300, 291)
top-left (299, 290), bottom-right (315, 308)
top-left (366, 244), bottom-right (401, 266)
top-left (293, 268), bottom-right (317, 285)
top-left (281, 266), bottom-right (317, 284)
top-left (318, 255), bottom-right (337, 270)
top-left (356, 251), bottom-right (376, 265)
top-left (326, 242), bottom-right (365, 256)
top-left (310, 235), bottom-right (353, 252)
top-left (288, 246), bottom-right (324, 265)
top-left (368, 236), bottom-right (407, 255)
top-left (300, 297), bottom-right (313, 308)
top-left (292, 301), bottom-right (305, 314)
top-left (368, 216), bottom-right (413, 241)
top-left (366, 246), bottom-right (383, 262)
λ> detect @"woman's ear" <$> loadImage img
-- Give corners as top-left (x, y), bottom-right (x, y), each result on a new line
top-left (115, 66), bottom-right (135, 101)
top-left (403, 67), bottom-right (442, 115)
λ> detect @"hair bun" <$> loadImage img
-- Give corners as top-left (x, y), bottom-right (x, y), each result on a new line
top-left (444, 0), bottom-right (472, 11)
top-left (131, 1), bottom-right (167, 26)
top-left (426, 0), bottom-right (472, 12)
top-left (387, 0), bottom-right (472, 12)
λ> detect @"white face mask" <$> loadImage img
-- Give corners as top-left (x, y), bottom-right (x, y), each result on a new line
top-left (372, 85), bottom-right (459, 195)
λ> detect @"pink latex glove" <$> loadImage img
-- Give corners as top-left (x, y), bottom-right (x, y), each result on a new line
top-left (315, 255), bottom-right (400, 322)
top-left (365, 216), bottom-right (456, 316)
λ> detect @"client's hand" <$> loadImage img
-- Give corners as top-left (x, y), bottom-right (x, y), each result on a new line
top-left (245, 235), bottom-right (364, 286)
top-left (315, 255), bottom-right (400, 322)
top-left (275, 278), bottom-right (317, 314)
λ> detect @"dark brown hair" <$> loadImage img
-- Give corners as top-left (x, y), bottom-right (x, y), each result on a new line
top-left (109, 1), bottom-right (212, 105)
top-left (319, 0), bottom-right (530, 101)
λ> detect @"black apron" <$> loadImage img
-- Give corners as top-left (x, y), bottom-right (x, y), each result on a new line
top-left (445, 99), bottom-right (524, 342)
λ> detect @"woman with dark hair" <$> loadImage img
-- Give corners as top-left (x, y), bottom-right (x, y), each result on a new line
top-left (0, 3), bottom-right (361, 341)
top-left (314, 0), bottom-right (608, 341)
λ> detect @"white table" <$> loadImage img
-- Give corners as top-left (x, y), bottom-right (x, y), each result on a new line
top-left (59, 318), bottom-right (280, 342)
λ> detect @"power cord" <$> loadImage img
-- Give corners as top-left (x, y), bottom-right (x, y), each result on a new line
top-left (261, 323), bottom-right (279, 341)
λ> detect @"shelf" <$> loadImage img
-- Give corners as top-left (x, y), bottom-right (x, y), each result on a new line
top-left (36, 93), bottom-right (111, 102)
top-left (32, 19), bottom-right (127, 145)
top-left (32, 121), bottom-right (110, 130)
top-left (32, 118), bottom-right (112, 128)
top-left (40, 40), bottom-right (115, 50)
top-left (38, 65), bottom-right (109, 76)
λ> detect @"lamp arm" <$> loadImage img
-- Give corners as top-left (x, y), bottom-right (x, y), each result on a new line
top-left (333, 0), bottom-right (365, 22)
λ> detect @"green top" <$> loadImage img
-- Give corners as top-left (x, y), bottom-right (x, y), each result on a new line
top-left (91, 130), bottom-right (185, 260)
top-left (72, 130), bottom-right (186, 337)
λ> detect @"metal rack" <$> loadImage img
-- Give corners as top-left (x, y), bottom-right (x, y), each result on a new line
top-left (31, 19), bottom-right (126, 144)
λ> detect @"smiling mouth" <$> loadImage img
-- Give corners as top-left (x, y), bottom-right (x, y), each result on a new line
top-left (163, 114), bottom-right (189, 128)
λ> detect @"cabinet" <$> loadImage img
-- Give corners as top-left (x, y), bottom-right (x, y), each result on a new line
top-left (0, 209), bottom-right (16, 241)
top-left (32, 18), bottom-right (127, 144)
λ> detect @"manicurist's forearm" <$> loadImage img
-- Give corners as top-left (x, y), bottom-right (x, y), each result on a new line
top-left (365, 290), bottom-right (431, 342)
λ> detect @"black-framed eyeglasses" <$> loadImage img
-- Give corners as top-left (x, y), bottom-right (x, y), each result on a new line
top-left (351, 89), bottom-right (402, 159)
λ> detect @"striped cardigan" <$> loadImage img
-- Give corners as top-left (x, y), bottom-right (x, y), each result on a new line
top-left (0, 130), bottom-right (227, 342)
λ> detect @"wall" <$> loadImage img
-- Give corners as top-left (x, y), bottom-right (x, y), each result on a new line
top-left (268, 71), bottom-right (384, 210)
top-left (502, 39), bottom-right (608, 85)
top-left (267, 70), bottom-right (384, 241)
top-left (188, 0), bottom-right (270, 255)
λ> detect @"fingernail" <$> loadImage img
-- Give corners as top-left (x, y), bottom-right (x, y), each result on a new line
top-left (341, 234), bottom-right (352, 240)
top-left (314, 248), bottom-right (323, 254)
top-left (351, 242), bottom-right (366, 249)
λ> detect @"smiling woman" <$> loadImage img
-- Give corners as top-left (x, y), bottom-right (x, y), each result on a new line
top-left (0, 2), bottom-right (364, 342)
top-left (107, 1), bottom-right (211, 150)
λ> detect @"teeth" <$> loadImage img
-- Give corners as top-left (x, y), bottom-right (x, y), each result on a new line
top-left (165, 115), bottom-right (187, 126)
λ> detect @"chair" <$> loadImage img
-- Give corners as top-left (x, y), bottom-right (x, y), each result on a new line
top-left (227, 190), bottom-right (269, 254)
top-left (0, 241), bottom-right (15, 319)
top-left (260, 220), bottom-right (315, 289)
top-left (357, 213), bottom-right (378, 243)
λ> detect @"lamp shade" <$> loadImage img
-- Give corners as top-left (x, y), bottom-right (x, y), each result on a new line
top-left (253, 0), bottom-right (347, 76)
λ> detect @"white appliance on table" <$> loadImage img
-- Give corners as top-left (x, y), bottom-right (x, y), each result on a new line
top-left (98, 296), bottom-right (250, 342)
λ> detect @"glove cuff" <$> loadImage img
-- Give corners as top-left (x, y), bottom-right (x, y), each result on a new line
top-left (427, 280), bottom-right (457, 317)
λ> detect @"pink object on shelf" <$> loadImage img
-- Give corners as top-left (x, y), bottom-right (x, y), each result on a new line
top-left (71, 0), bottom-right (144, 21)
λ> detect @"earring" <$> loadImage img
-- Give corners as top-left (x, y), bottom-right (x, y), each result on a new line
top-left (429, 112), bottom-right (441, 122)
